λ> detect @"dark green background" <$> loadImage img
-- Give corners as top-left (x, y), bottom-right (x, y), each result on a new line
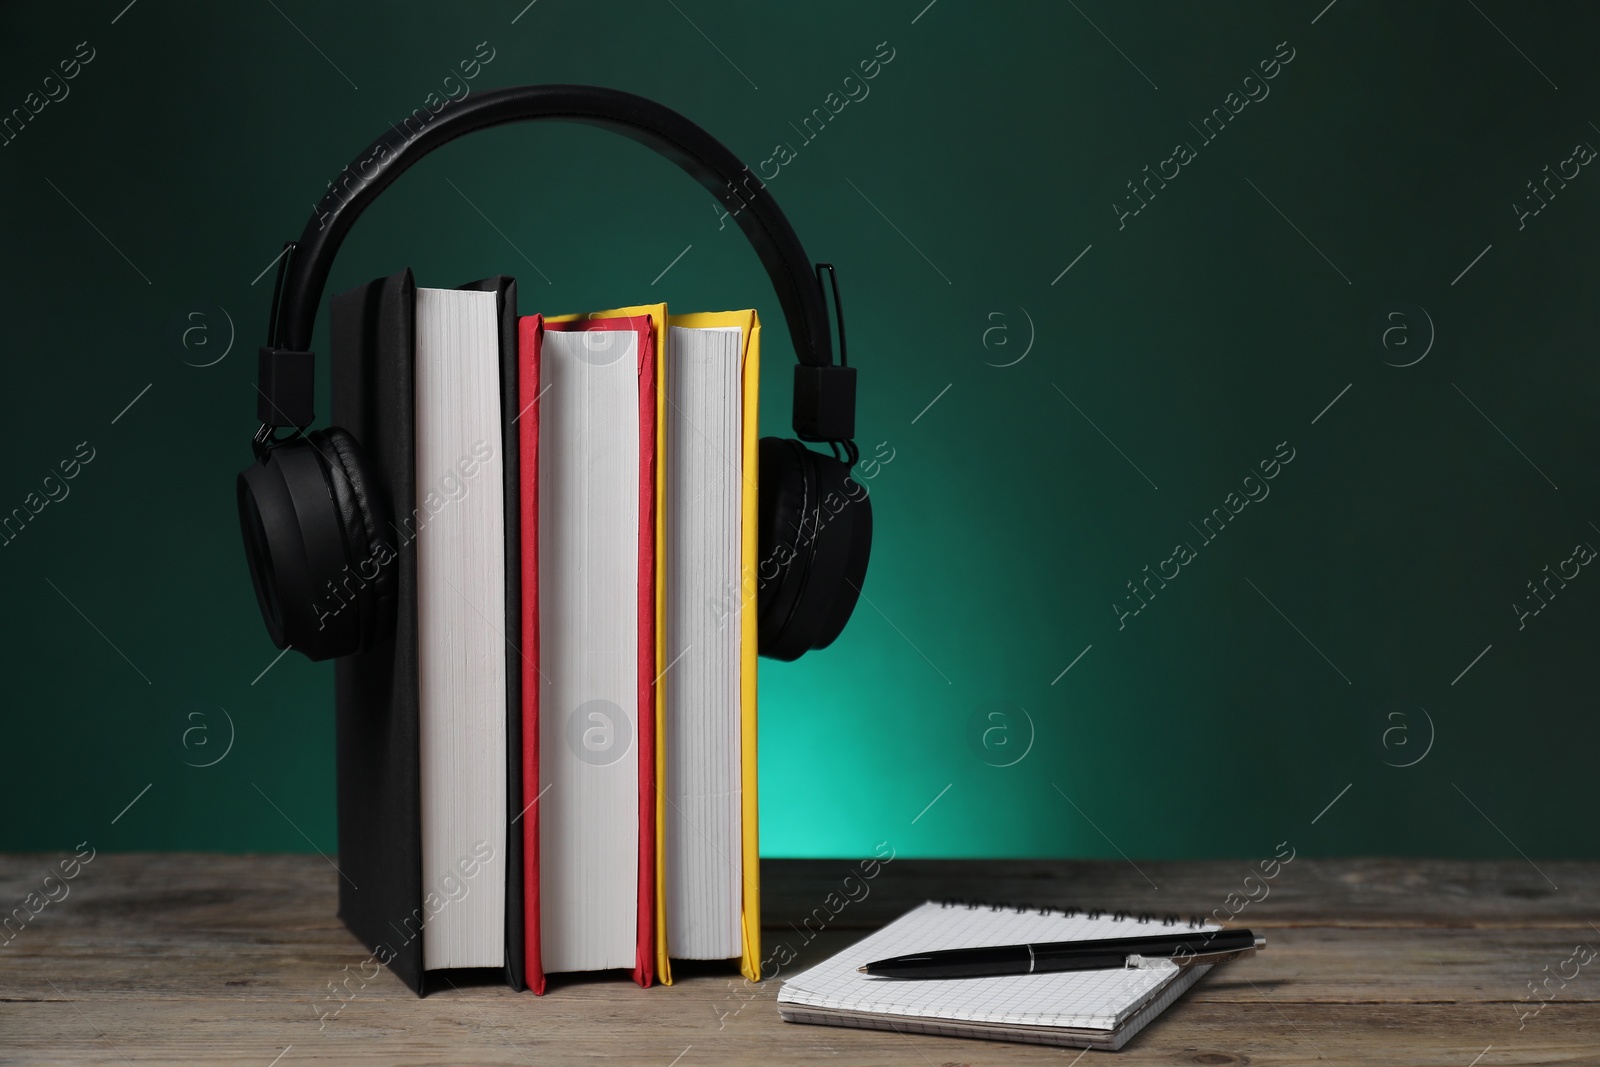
top-left (2, 1), bottom-right (1595, 864)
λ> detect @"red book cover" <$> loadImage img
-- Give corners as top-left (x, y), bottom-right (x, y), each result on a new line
top-left (516, 314), bottom-right (545, 995)
top-left (533, 314), bottom-right (657, 990)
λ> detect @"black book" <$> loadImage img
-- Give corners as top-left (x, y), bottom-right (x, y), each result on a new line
top-left (329, 269), bottom-right (525, 994)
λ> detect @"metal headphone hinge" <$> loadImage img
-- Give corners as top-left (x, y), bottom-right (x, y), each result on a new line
top-left (251, 422), bottom-right (309, 462)
top-left (251, 423), bottom-right (275, 462)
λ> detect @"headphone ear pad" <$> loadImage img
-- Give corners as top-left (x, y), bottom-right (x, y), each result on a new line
top-left (757, 437), bottom-right (872, 661)
top-left (308, 427), bottom-right (395, 649)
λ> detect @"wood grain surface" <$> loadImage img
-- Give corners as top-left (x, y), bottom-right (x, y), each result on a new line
top-left (1, 853), bottom-right (1594, 1065)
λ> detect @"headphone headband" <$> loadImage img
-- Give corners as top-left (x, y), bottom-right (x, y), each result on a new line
top-left (239, 83), bottom-right (871, 663)
top-left (260, 83), bottom-right (855, 444)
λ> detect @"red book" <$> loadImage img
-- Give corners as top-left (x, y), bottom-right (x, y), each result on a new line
top-left (516, 314), bottom-right (545, 994)
top-left (520, 313), bottom-right (656, 992)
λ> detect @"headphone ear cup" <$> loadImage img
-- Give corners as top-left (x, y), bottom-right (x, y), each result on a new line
top-left (236, 427), bottom-right (392, 661)
top-left (756, 437), bottom-right (872, 661)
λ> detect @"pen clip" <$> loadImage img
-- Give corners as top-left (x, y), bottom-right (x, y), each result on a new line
top-left (1171, 946), bottom-right (1259, 968)
top-left (1126, 942), bottom-right (1262, 970)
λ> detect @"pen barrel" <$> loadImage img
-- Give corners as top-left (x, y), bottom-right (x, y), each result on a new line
top-left (1031, 951), bottom-right (1128, 974)
top-left (864, 929), bottom-right (1261, 979)
top-left (868, 948), bottom-right (1132, 978)
top-left (868, 945), bottom-right (1034, 978)
top-left (1037, 930), bottom-right (1256, 965)
top-left (909, 950), bottom-right (1132, 978)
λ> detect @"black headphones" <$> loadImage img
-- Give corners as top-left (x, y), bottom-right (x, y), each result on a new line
top-left (238, 85), bottom-right (871, 664)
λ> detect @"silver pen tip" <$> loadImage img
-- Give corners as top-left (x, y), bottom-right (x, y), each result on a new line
top-left (857, 966), bottom-right (869, 973)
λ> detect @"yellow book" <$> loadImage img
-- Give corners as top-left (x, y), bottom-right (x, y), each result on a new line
top-left (660, 309), bottom-right (761, 984)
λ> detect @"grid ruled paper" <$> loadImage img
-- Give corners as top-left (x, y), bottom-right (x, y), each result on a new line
top-left (777, 902), bottom-right (1218, 1032)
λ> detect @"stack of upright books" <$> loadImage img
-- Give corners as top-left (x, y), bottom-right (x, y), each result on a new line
top-left (329, 269), bottom-right (760, 994)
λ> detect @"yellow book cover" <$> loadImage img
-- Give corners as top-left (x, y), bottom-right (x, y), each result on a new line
top-left (663, 309), bottom-right (762, 983)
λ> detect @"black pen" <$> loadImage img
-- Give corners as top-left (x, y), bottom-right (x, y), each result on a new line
top-left (859, 928), bottom-right (1264, 979)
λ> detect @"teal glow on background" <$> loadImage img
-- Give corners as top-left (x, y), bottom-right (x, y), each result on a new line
top-left (2, 1), bottom-right (1597, 862)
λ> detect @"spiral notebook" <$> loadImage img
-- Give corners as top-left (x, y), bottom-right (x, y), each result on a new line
top-left (776, 901), bottom-right (1218, 1051)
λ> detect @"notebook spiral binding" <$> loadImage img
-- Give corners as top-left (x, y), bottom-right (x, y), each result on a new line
top-left (938, 899), bottom-right (1209, 931)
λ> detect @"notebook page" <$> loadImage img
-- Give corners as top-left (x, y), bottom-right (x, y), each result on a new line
top-left (778, 902), bottom-right (1218, 1031)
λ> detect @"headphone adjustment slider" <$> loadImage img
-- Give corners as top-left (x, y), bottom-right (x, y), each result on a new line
top-left (793, 363), bottom-right (857, 443)
top-left (257, 346), bottom-right (317, 429)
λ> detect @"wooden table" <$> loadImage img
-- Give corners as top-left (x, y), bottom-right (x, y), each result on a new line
top-left (1, 854), bottom-right (1594, 1064)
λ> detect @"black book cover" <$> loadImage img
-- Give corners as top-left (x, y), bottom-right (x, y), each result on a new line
top-left (460, 274), bottom-right (526, 993)
top-left (330, 268), bottom-right (427, 994)
top-left (330, 270), bottom-right (526, 995)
